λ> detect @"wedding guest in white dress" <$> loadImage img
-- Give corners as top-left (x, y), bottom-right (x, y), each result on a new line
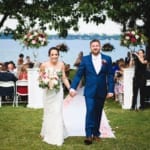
top-left (39, 47), bottom-right (70, 146)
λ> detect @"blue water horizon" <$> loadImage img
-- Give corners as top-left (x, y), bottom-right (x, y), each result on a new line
top-left (0, 38), bottom-right (142, 68)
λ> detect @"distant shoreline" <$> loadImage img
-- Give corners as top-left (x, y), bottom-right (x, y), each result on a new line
top-left (0, 33), bottom-right (120, 40)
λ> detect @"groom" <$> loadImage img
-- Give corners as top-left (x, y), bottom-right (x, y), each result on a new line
top-left (70, 39), bottom-right (114, 145)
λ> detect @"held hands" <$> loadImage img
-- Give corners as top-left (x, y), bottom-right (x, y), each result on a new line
top-left (106, 93), bottom-right (114, 99)
top-left (69, 89), bottom-right (77, 97)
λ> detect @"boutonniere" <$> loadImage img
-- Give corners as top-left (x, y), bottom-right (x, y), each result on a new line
top-left (102, 59), bottom-right (107, 65)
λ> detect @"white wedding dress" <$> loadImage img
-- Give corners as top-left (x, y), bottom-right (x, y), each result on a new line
top-left (40, 68), bottom-right (68, 146)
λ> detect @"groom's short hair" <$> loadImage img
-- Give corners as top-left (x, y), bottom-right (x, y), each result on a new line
top-left (90, 39), bottom-right (101, 45)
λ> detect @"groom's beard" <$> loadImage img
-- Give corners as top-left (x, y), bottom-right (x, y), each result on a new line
top-left (91, 49), bottom-right (100, 56)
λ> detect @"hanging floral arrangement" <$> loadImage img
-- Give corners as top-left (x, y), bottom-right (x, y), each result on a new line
top-left (120, 29), bottom-right (147, 48)
top-left (102, 43), bottom-right (115, 52)
top-left (22, 30), bottom-right (48, 49)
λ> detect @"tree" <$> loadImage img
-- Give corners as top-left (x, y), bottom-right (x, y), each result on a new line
top-left (0, 0), bottom-right (106, 38)
top-left (105, 0), bottom-right (150, 60)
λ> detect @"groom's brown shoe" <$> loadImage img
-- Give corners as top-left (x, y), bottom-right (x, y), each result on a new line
top-left (84, 137), bottom-right (93, 145)
top-left (93, 136), bottom-right (101, 142)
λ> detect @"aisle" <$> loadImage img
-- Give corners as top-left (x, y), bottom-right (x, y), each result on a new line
top-left (63, 88), bottom-right (115, 138)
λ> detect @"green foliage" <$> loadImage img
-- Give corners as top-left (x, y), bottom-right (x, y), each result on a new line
top-left (106, 0), bottom-right (150, 32)
top-left (0, 0), bottom-right (150, 38)
top-left (0, 0), bottom-right (106, 39)
top-left (105, 0), bottom-right (150, 59)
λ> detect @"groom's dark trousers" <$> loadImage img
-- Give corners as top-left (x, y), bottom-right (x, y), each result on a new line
top-left (85, 96), bottom-right (105, 137)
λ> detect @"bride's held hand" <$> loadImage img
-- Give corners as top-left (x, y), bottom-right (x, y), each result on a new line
top-left (69, 89), bottom-right (77, 97)
top-left (106, 93), bottom-right (114, 99)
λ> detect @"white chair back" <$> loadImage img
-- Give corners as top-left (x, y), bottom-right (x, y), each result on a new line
top-left (16, 80), bottom-right (28, 87)
top-left (0, 81), bottom-right (15, 87)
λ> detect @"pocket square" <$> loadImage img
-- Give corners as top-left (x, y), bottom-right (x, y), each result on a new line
top-left (102, 59), bottom-right (107, 65)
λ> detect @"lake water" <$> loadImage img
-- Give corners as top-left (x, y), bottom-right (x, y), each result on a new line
top-left (0, 39), bottom-right (141, 68)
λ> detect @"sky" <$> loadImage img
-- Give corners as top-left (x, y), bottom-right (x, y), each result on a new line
top-left (1, 16), bottom-right (122, 35)
top-left (69, 18), bottom-right (122, 35)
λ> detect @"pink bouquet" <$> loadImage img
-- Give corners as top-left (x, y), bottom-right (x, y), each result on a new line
top-left (39, 68), bottom-right (62, 92)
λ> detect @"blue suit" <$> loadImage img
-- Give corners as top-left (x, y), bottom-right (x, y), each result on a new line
top-left (71, 53), bottom-right (114, 137)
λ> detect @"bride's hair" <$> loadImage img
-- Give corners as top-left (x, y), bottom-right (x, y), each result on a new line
top-left (48, 47), bottom-right (60, 56)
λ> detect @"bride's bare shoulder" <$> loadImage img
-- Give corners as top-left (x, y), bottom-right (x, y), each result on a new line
top-left (58, 61), bottom-right (65, 68)
top-left (41, 61), bottom-right (49, 67)
top-left (59, 61), bottom-right (65, 65)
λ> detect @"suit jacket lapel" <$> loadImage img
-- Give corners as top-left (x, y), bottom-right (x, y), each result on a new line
top-left (98, 54), bottom-right (105, 74)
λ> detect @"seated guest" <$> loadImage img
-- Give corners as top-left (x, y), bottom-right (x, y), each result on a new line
top-left (24, 56), bottom-right (34, 66)
top-left (131, 49), bottom-right (148, 110)
top-left (7, 61), bottom-right (17, 76)
top-left (18, 64), bottom-right (28, 80)
top-left (24, 56), bottom-right (31, 64)
top-left (0, 63), bottom-right (18, 100)
top-left (17, 53), bottom-right (24, 76)
top-left (17, 64), bottom-right (28, 97)
top-left (17, 53), bottom-right (24, 66)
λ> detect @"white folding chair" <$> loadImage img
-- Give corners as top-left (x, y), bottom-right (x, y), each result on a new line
top-left (15, 80), bottom-right (28, 107)
top-left (0, 81), bottom-right (16, 107)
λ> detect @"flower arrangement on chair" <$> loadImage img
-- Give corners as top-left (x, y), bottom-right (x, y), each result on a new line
top-left (120, 29), bottom-right (147, 48)
top-left (22, 30), bottom-right (48, 49)
top-left (102, 43), bottom-right (115, 52)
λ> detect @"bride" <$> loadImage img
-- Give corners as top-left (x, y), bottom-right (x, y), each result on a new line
top-left (39, 47), bottom-right (70, 146)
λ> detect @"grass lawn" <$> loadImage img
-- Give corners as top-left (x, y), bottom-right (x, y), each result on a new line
top-left (0, 100), bottom-right (150, 150)
top-left (0, 70), bottom-right (150, 150)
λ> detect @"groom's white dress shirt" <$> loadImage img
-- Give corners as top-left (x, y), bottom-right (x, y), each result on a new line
top-left (92, 53), bottom-right (102, 74)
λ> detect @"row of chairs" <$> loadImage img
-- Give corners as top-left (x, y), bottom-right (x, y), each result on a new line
top-left (0, 80), bottom-right (28, 107)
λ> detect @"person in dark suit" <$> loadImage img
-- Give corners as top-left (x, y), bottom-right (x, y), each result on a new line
top-left (131, 49), bottom-right (148, 110)
top-left (0, 63), bottom-right (18, 99)
top-left (69, 39), bottom-right (114, 145)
